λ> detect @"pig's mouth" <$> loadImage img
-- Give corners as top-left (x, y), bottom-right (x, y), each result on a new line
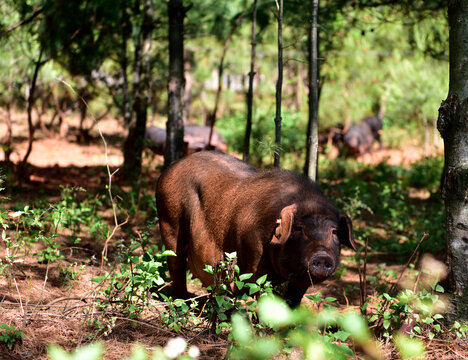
top-left (306, 253), bottom-right (336, 282)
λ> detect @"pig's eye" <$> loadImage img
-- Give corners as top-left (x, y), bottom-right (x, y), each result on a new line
top-left (331, 228), bottom-right (338, 236)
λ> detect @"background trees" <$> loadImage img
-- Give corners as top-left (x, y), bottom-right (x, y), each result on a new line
top-left (3, 0), bottom-right (468, 357)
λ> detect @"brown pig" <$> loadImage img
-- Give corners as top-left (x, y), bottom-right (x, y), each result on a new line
top-left (156, 151), bottom-right (356, 306)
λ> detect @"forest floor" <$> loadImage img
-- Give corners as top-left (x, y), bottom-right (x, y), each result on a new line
top-left (1, 115), bottom-right (466, 359)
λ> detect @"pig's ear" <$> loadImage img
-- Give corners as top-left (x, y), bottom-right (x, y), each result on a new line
top-left (338, 214), bottom-right (357, 251)
top-left (271, 204), bottom-right (297, 245)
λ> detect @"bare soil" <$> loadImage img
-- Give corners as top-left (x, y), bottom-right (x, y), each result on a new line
top-left (0, 115), bottom-right (465, 359)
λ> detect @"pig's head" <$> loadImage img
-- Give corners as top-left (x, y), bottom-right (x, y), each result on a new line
top-left (270, 203), bottom-right (356, 287)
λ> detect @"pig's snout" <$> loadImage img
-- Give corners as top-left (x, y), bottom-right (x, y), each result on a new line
top-left (309, 253), bottom-right (335, 278)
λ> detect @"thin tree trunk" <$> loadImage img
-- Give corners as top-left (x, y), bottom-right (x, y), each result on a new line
top-left (243, 0), bottom-right (258, 163)
top-left (123, 0), bottom-right (154, 181)
top-left (50, 83), bottom-right (69, 137)
top-left (3, 107), bottom-right (13, 163)
top-left (273, 0), bottom-right (283, 168)
top-left (3, 68), bottom-right (14, 163)
top-left (165, 0), bottom-right (187, 166)
top-left (19, 45), bottom-right (44, 176)
top-left (207, 15), bottom-right (243, 148)
top-left (296, 62), bottom-right (304, 111)
top-left (437, 1), bottom-right (468, 323)
top-left (121, 23), bottom-right (132, 127)
top-left (183, 50), bottom-right (192, 123)
top-left (304, 0), bottom-right (319, 180)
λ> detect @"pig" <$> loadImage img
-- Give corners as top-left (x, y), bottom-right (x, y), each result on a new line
top-left (156, 151), bottom-right (356, 306)
top-left (145, 125), bottom-right (227, 155)
top-left (343, 116), bottom-right (382, 156)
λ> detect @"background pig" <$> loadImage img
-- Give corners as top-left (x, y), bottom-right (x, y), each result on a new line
top-left (343, 115), bottom-right (383, 156)
top-left (145, 125), bottom-right (227, 155)
top-left (156, 151), bottom-right (356, 306)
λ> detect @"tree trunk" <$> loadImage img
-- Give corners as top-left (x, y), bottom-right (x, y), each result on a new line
top-left (273, 0), bottom-right (283, 168)
top-left (207, 15), bottom-right (243, 148)
top-left (19, 45), bottom-right (44, 177)
top-left (183, 50), bottom-right (192, 123)
top-left (304, 0), bottom-right (319, 180)
top-left (122, 0), bottom-right (153, 181)
top-left (437, 1), bottom-right (468, 323)
top-left (121, 25), bottom-right (132, 127)
top-left (165, 0), bottom-right (186, 166)
top-left (243, 0), bottom-right (258, 163)
top-left (3, 68), bottom-right (13, 163)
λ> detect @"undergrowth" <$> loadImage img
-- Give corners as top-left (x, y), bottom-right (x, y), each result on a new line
top-left (1, 155), bottom-right (465, 360)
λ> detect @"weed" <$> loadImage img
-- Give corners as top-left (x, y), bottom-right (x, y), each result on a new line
top-left (204, 252), bottom-right (274, 334)
top-left (0, 323), bottom-right (24, 350)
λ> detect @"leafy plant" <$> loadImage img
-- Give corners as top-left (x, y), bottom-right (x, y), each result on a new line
top-left (229, 295), bottom-right (379, 360)
top-left (0, 323), bottom-right (24, 350)
top-left (92, 243), bottom-right (175, 323)
top-left (59, 261), bottom-right (85, 287)
top-left (47, 338), bottom-right (200, 360)
top-left (35, 233), bottom-right (64, 263)
top-left (204, 252), bottom-right (274, 334)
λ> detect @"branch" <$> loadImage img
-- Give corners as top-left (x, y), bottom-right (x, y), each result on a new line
top-left (0, 7), bottom-right (44, 38)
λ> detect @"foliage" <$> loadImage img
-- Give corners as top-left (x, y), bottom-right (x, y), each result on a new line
top-left (204, 251), bottom-right (274, 334)
top-left (0, 323), bottom-right (24, 350)
top-left (47, 339), bottom-right (201, 360)
top-left (320, 155), bottom-right (445, 254)
top-left (228, 294), bottom-right (378, 360)
top-left (91, 243), bottom-right (174, 321)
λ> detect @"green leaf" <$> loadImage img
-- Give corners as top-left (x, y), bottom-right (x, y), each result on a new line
top-left (204, 265), bottom-right (213, 274)
top-left (334, 330), bottom-right (351, 341)
top-left (256, 274), bottom-right (267, 285)
top-left (127, 345), bottom-right (148, 360)
top-left (324, 297), bottom-right (337, 302)
top-left (235, 281), bottom-right (244, 290)
top-left (225, 252), bottom-right (237, 260)
top-left (435, 284), bottom-right (444, 293)
top-left (252, 338), bottom-right (282, 358)
top-left (215, 295), bottom-right (225, 307)
top-left (394, 333), bottom-right (426, 359)
top-left (239, 273), bottom-right (253, 281)
top-left (47, 345), bottom-right (71, 360)
top-left (161, 250), bottom-right (176, 257)
top-left (231, 313), bottom-right (253, 345)
top-left (248, 284), bottom-right (260, 295)
top-left (339, 312), bottom-right (371, 343)
top-left (48, 343), bottom-right (105, 360)
top-left (258, 295), bottom-right (293, 329)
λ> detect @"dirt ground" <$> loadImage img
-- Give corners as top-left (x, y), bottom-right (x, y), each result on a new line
top-left (0, 115), bottom-right (465, 359)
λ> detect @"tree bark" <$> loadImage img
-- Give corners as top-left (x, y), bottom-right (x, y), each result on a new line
top-left (243, 0), bottom-right (258, 163)
top-left (437, 0), bottom-right (468, 323)
top-left (304, 0), bottom-right (319, 180)
top-left (165, 0), bottom-right (187, 166)
top-left (123, 0), bottom-right (153, 181)
top-left (19, 45), bottom-right (44, 177)
top-left (207, 15), bottom-right (243, 148)
top-left (273, 0), bottom-right (283, 168)
top-left (2, 67), bottom-right (14, 163)
top-left (121, 24), bottom-right (132, 127)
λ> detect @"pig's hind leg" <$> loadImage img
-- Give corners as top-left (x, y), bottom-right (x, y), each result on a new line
top-left (160, 220), bottom-right (189, 299)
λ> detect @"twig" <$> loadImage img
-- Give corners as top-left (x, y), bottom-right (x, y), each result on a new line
top-left (375, 233), bottom-right (428, 330)
top-left (388, 233), bottom-right (428, 296)
top-left (359, 236), bottom-right (369, 315)
top-left (56, 77), bottom-right (128, 268)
